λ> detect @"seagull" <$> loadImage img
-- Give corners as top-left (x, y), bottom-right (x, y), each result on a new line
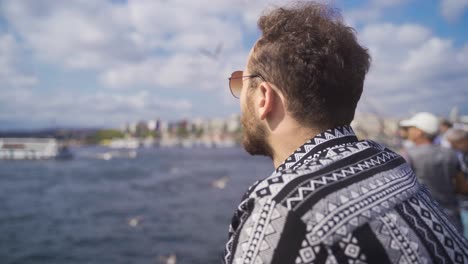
top-left (128, 216), bottom-right (142, 227)
top-left (158, 254), bottom-right (177, 264)
top-left (199, 42), bottom-right (223, 60)
top-left (212, 176), bottom-right (229, 189)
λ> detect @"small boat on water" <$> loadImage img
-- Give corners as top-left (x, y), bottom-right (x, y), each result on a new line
top-left (92, 150), bottom-right (137, 160)
top-left (56, 145), bottom-right (74, 160)
top-left (0, 138), bottom-right (73, 160)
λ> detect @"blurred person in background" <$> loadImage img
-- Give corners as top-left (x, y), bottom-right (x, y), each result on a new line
top-left (434, 119), bottom-right (453, 148)
top-left (224, 2), bottom-right (467, 263)
top-left (396, 125), bottom-right (413, 151)
top-left (446, 128), bottom-right (468, 237)
top-left (446, 128), bottom-right (468, 177)
top-left (400, 112), bottom-right (463, 231)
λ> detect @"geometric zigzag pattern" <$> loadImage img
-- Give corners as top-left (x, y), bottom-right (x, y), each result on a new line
top-left (224, 198), bottom-right (254, 264)
top-left (377, 212), bottom-right (425, 264)
top-left (300, 167), bottom-right (419, 247)
top-left (281, 151), bottom-right (400, 210)
top-left (223, 125), bottom-right (468, 264)
top-left (292, 139), bottom-right (386, 173)
top-left (397, 198), bottom-right (465, 264)
top-left (404, 191), bottom-right (468, 263)
top-left (239, 199), bottom-right (276, 264)
top-left (252, 141), bottom-right (373, 200)
top-left (276, 125), bottom-right (357, 172)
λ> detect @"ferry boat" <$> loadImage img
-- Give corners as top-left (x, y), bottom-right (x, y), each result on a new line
top-left (0, 138), bottom-right (73, 160)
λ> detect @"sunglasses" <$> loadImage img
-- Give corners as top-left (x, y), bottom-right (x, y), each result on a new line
top-left (228, 70), bottom-right (265, 98)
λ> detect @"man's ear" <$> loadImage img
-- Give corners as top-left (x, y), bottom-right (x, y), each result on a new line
top-left (258, 82), bottom-right (276, 120)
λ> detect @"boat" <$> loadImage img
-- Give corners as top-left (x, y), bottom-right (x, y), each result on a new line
top-left (56, 145), bottom-right (74, 160)
top-left (92, 150), bottom-right (137, 160)
top-left (0, 138), bottom-right (73, 160)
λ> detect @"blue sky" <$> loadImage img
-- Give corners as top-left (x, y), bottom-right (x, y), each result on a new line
top-left (0, 0), bottom-right (467, 129)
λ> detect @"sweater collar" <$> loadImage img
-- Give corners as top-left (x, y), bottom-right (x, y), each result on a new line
top-left (275, 125), bottom-right (358, 173)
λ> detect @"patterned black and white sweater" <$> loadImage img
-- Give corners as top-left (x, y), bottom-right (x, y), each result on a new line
top-left (223, 125), bottom-right (468, 264)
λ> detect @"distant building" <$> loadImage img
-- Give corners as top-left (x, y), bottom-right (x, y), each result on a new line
top-left (226, 114), bottom-right (240, 133)
top-left (159, 120), bottom-right (168, 133)
top-left (147, 120), bottom-right (157, 131)
top-left (128, 123), bottom-right (137, 134)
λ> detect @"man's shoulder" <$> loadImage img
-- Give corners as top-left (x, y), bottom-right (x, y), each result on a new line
top-left (439, 146), bottom-right (459, 160)
top-left (407, 144), bottom-right (458, 164)
top-left (241, 138), bottom-right (421, 246)
top-left (245, 139), bottom-right (405, 205)
top-left (407, 144), bottom-right (455, 154)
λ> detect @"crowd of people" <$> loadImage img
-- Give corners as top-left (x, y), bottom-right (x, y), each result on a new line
top-left (397, 112), bottom-right (468, 236)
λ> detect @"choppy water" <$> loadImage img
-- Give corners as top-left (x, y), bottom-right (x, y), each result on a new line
top-left (0, 147), bottom-right (273, 264)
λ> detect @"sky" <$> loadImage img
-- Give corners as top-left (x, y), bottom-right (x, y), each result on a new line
top-left (0, 0), bottom-right (467, 130)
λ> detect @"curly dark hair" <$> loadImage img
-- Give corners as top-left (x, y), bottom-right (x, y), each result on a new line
top-left (248, 2), bottom-right (371, 129)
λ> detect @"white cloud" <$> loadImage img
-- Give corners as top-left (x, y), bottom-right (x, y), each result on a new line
top-left (94, 0), bottom-right (279, 92)
top-left (0, 33), bottom-right (38, 88)
top-left (99, 50), bottom-right (248, 92)
top-left (358, 23), bottom-right (468, 116)
top-left (0, 0), bottom-right (466, 128)
top-left (0, 0), bottom-right (251, 88)
top-left (441, 0), bottom-right (468, 22)
top-left (370, 0), bottom-right (407, 7)
top-left (1, 0), bottom-right (148, 69)
top-left (0, 0), bottom-right (258, 127)
top-left (0, 89), bottom-right (193, 128)
top-left (125, 0), bottom-right (249, 54)
top-left (0, 0), bottom-right (251, 69)
top-left (345, 0), bottom-right (410, 26)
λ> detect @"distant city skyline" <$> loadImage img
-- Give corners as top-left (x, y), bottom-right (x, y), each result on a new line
top-left (1, 0), bottom-right (467, 130)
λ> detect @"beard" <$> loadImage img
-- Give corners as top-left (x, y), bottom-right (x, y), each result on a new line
top-left (240, 100), bottom-right (273, 158)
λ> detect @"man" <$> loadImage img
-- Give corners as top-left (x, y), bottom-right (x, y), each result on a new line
top-left (434, 119), bottom-right (453, 148)
top-left (396, 125), bottom-right (413, 151)
top-left (400, 112), bottom-right (463, 231)
top-left (446, 128), bottom-right (468, 236)
top-left (446, 128), bottom-right (468, 177)
top-left (224, 2), bottom-right (467, 264)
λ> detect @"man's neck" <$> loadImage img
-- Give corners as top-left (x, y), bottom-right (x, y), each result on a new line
top-left (270, 126), bottom-right (323, 169)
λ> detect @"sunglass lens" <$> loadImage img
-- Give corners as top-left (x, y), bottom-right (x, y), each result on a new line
top-left (230, 71), bottom-right (243, 98)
